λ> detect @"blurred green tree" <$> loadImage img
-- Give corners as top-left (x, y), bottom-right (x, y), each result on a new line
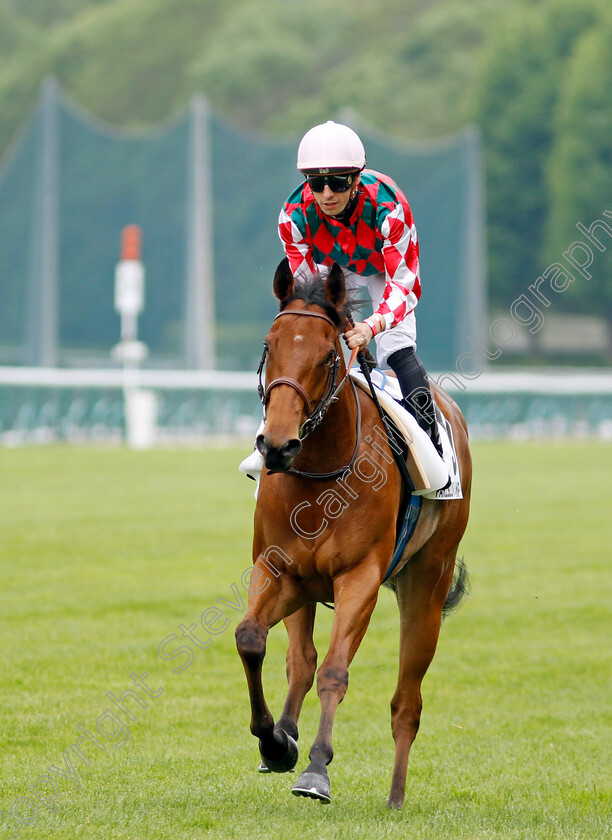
top-left (544, 20), bottom-right (612, 330)
top-left (472, 0), bottom-right (604, 310)
top-left (4, 0), bottom-right (111, 27)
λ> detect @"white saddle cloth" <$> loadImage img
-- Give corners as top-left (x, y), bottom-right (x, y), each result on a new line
top-left (349, 368), bottom-right (463, 500)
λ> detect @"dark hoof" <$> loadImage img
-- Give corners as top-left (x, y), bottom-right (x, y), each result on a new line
top-left (387, 798), bottom-right (403, 810)
top-left (259, 732), bottom-right (299, 773)
top-left (257, 759), bottom-right (295, 774)
top-left (292, 770), bottom-right (331, 804)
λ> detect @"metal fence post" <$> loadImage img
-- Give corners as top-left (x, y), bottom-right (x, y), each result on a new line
top-left (185, 94), bottom-right (215, 370)
top-left (26, 76), bottom-right (59, 367)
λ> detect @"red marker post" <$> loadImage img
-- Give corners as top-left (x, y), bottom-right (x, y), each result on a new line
top-left (114, 225), bottom-right (146, 352)
top-left (111, 226), bottom-right (157, 448)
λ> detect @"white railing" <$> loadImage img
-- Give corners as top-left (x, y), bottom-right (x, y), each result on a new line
top-left (0, 366), bottom-right (257, 390)
top-left (1, 365), bottom-right (612, 393)
top-left (1, 366), bottom-right (611, 445)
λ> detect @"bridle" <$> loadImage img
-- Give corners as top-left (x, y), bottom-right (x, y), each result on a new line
top-left (258, 310), bottom-right (343, 439)
top-left (256, 308), bottom-right (361, 480)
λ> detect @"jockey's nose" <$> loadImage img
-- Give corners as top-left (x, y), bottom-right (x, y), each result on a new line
top-left (256, 434), bottom-right (302, 472)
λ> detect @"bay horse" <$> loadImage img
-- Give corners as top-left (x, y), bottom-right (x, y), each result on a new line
top-left (235, 258), bottom-right (472, 808)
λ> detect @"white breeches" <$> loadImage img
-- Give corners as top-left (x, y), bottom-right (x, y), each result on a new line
top-left (322, 267), bottom-right (417, 368)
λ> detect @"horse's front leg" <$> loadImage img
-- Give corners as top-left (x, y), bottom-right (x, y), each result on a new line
top-left (235, 569), bottom-right (300, 773)
top-left (292, 562), bottom-right (381, 803)
top-left (256, 603), bottom-right (318, 772)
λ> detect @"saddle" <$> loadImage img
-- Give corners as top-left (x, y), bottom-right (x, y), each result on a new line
top-left (349, 368), bottom-right (462, 501)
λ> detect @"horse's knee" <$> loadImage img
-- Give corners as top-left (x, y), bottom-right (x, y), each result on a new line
top-left (235, 617), bottom-right (268, 666)
top-left (317, 666), bottom-right (349, 700)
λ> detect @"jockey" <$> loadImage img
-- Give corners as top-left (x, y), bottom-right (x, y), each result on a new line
top-left (280, 120), bottom-right (443, 454)
top-left (240, 120), bottom-right (445, 487)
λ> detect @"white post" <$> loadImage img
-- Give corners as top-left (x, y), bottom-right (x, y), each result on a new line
top-left (124, 388), bottom-right (158, 449)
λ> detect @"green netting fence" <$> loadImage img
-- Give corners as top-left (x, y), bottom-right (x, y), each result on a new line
top-left (0, 79), bottom-right (485, 373)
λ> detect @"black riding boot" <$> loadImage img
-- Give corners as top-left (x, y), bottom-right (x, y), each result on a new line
top-left (387, 347), bottom-right (444, 458)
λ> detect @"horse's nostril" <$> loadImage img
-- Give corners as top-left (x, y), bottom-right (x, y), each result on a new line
top-left (256, 434), bottom-right (269, 457)
top-left (281, 439), bottom-right (302, 461)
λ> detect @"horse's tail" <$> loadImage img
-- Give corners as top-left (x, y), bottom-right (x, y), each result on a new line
top-left (442, 555), bottom-right (470, 620)
top-left (384, 556), bottom-right (470, 619)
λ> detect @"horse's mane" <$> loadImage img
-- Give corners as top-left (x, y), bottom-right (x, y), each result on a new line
top-left (279, 276), bottom-right (359, 327)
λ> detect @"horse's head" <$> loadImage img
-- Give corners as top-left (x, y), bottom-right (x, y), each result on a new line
top-left (256, 258), bottom-right (348, 472)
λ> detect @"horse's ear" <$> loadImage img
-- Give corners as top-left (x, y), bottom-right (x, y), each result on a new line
top-left (325, 263), bottom-right (346, 310)
top-left (273, 257), bottom-right (295, 302)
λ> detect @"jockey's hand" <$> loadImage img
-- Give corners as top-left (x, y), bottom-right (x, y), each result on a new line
top-left (344, 321), bottom-right (373, 351)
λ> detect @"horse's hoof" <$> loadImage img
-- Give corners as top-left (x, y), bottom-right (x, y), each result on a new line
top-left (257, 759), bottom-right (295, 773)
top-left (292, 770), bottom-right (331, 804)
top-left (386, 797), bottom-right (403, 810)
top-left (259, 732), bottom-right (299, 773)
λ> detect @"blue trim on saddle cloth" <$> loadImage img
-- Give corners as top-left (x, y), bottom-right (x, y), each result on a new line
top-left (383, 494), bottom-right (423, 583)
top-left (375, 368), bottom-right (388, 391)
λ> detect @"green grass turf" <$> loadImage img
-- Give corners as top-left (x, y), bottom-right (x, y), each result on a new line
top-left (0, 442), bottom-right (610, 839)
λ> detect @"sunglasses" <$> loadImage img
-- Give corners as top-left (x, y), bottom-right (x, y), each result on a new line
top-left (305, 172), bottom-right (356, 193)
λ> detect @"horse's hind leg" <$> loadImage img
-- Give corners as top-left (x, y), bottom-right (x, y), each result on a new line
top-left (387, 548), bottom-right (456, 809)
top-left (278, 603), bottom-right (318, 740)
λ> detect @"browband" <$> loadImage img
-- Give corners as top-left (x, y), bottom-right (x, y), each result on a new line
top-left (274, 309), bottom-right (339, 331)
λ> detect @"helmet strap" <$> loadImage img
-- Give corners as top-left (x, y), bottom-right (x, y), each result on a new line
top-left (334, 190), bottom-right (360, 226)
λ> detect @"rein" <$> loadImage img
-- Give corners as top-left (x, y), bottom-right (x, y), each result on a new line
top-left (345, 313), bottom-right (416, 495)
top-left (257, 309), bottom-right (361, 480)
